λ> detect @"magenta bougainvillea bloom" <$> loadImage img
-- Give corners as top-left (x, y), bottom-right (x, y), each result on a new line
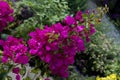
top-left (90, 24), bottom-right (96, 35)
top-left (12, 67), bottom-right (20, 74)
top-left (63, 15), bottom-right (76, 25)
top-left (28, 10), bottom-right (97, 77)
top-left (77, 25), bottom-right (85, 32)
top-left (0, 9), bottom-right (96, 78)
top-left (16, 74), bottom-right (20, 80)
top-left (12, 67), bottom-right (21, 80)
top-left (49, 54), bottom-right (69, 78)
top-left (44, 78), bottom-right (51, 80)
top-left (0, 36), bottom-right (28, 64)
top-left (28, 22), bottom-right (86, 77)
top-left (0, 1), bottom-right (14, 32)
top-left (75, 11), bottom-right (83, 20)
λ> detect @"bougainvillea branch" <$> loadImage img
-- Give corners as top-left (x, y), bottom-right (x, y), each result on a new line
top-left (0, 0), bottom-right (14, 32)
top-left (0, 1), bottom-right (105, 79)
top-left (0, 11), bottom-right (97, 80)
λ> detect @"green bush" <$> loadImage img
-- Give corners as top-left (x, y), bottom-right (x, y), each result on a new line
top-left (11, 0), bottom-right (69, 40)
top-left (14, 0), bottom-right (69, 25)
top-left (67, 0), bottom-right (87, 14)
top-left (67, 66), bottom-right (96, 80)
top-left (75, 28), bottom-right (120, 76)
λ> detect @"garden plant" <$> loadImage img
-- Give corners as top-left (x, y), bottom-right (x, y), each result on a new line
top-left (0, 0), bottom-right (120, 80)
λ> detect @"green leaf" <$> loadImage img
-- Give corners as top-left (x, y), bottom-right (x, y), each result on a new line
top-left (0, 72), bottom-right (8, 80)
top-left (23, 76), bottom-right (31, 80)
top-left (31, 68), bottom-right (39, 74)
top-left (20, 65), bottom-right (26, 76)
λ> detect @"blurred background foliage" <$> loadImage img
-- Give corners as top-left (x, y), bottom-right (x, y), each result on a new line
top-left (66, 0), bottom-right (87, 14)
top-left (93, 0), bottom-right (120, 28)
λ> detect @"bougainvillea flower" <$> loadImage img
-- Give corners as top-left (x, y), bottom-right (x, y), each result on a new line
top-left (0, 1), bottom-right (14, 32)
top-left (0, 9), bottom-right (97, 78)
top-left (12, 67), bottom-right (20, 74)
top-left (63, 15), bottom-right (76, 25)
top-left (75, 11), bottom-right (83, 20)
top-left (0, 36), bottom-right (28, 64)
top-left (16, 74), bottom-right (20, 80)
top-left (77, 25), bottom-right (85, 32)
top-left (89, 24), bottom-right (96, 35)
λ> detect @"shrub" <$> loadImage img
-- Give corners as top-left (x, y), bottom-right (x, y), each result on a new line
top-left (75, 22), bottom-right (120, 77)
top-left (5, 0), bottom-right (69, 40)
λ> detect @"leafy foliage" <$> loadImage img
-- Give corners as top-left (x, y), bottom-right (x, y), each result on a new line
top-left (66, 0), bottom-right (87, 14)
top-left (75, 26), bottom-right (120, 76)
top-left (94, 0), bottom-right (120, 25)
top-left (74, 6), bottom-right (120, 77)
top-left (10, 0), bottom-right (69, 40)
top-left (113, 19), bottom-right (120, 29)
top-left (0, 62), bottom-right (13, 80)
top-left (14, 0), bottom-right (69, 25)
top-left (67, 66), bottom-right (96, 80)
top-left (11, 17), bottom-right (39, 40)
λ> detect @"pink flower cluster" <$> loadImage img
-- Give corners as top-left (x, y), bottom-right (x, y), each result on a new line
top-left (0, 1), bottom-right (14, 32)
top-left (12, 67), bottom-right (20, 80)
top-left (28, 11), bottom-right (96, 78)
top-left (0, 36), bottom-right (29, 64)
top-left (0, 10), bottom-right (96, 78)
